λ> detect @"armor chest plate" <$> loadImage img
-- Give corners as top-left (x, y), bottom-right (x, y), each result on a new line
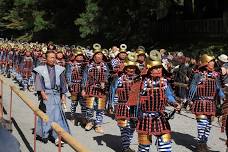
top-left (71, 64), bottom-right (83, 81)
top-left (195, 78), bottom-right (216, 98)
top-left (88, 65), bottom-right (107, 82)
top-left (116, 77), bottom-right (134, 103)
top-left (140, 79), bottom-right (167, 112)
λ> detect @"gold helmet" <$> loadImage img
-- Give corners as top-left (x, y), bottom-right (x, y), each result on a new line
top-left (73, 47), bottom-right (85, 57)
top-left (93, 43), bottom-right (102, 54)
top-left (109, 50), bottom-right (120, 58)
top-left (136, 46), bottom-right (146, 56)
top-left (57, 47), bottom-right (65, 54)
top-left (6, 43), bottom-right (12, 50)
top-left (18, 44), bottom-right (24, 51)
top-left (145, 50), bottom-right (162, 69)
top-left (160, 49), bottom-right (166, 55)
top-left (81, 47), bottom-right (86, 52)
top-left (199, 54), bottom-right (215, 67)
top-left (149, 50), bottom-right (161, 61)
top-left (122, 52), bottom-right (140, 74)
top-left (119, 44), bottom-right (127, 53)
top-left (74, 50), bottom-right (84, 57)
top-left (76, 45), bottom-right (82, 51)
top-left (146, 59), bottom-right (162, 69)
top-left (124, 52), bottom-right (138, 67)
top-left (9, 42), bottom-right (14, 49)
top-left (42, 46), bottom-right (48, 53)
top-left (102, 49), bottom-right (109, 57)
top-left (25, 45), bottom-right (32, 52)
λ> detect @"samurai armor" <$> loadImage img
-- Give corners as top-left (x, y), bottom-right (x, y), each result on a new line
top-left (70, 63), bottom-right (83, 94)
top-left (191, 78), bottom-right (217, 115)
top-left (140, 88), bottom-right (166, 112)
top-left (85, 97), bottom-right (106, 110)
top-left (22, 58), bottom-right (33, 79)
top-left (140, 79), bottom-right (167, 112)
top-left (191, 100), bottom-right (216, 115)
top-left (137, 113), bottom-right (171, 136)
top-left (70, 83), bottom-right (81, 94)
top-left (116, 81), bottom-right (134, 103)
top-left (85, 63), bottom-right (107, 98)
top-left (115, 103), bottom-right (138, 119)
top-left (195, 78), bottom-right (216, 98)
top-left (140, 67), bottom-right (148, 76)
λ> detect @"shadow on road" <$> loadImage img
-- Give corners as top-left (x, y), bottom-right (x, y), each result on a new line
top-left (93, 134), bottom-right (122, 152)
top-left (172, 131), bottom-right (197, 151)
top-left (65, 112), bottom-right (71, 120)
top-left (172, 131), bottom-right (220, 152)
top-left (11, 118), bottom-right (34, 152)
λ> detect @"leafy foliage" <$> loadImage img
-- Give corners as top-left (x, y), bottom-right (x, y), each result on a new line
top-left (74, 0), bottom-right (100, 38)
top-left (0, 0), bottom-right (226, 48)
top-left (0, 0), bottom-right (50, 41)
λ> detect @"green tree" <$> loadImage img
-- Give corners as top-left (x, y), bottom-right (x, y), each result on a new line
top-left (0, 0), bottom-right (50, 41)
top-left (75, 0), bottom-right (174, 46)
top-left (74, 0), bottom-right (100, 38)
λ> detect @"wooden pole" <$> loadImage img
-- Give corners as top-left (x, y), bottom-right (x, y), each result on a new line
top-left (0, 75), bottom-right (90, 152)
top-left (11, 86), bottom-right (48, 122)
top-left (51, 122), bottom-right (90, 152)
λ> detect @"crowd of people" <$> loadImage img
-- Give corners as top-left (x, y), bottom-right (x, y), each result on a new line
top-left (0, 39), bottom-right (228, 152)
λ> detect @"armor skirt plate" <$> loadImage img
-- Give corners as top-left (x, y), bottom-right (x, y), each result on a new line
top-left (70, 82), bottom-right (81, 94)
top-left (136, 113), bottom-right (171, 135)
top-left (191, 99), bottom-right (216, 116)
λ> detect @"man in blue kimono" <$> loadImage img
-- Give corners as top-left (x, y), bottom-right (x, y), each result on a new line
top-left (33, 50), bottom-right (70, 145)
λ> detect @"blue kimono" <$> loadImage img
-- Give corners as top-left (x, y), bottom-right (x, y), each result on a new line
top-left (33, 64), bottom-right (70, 139)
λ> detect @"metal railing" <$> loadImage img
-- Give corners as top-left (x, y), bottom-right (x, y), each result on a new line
top-left (0, 75), bottom-right (90, 152)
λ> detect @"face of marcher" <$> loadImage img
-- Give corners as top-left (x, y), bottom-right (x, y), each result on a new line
top-left (207, 60), bottom-right (215, 71)
top-left (126, 67), bottom-right (136, 76)
top-left (46, 52), bottom-right (56, 67)
top-left (150, 67), bottom-right (162, 78)
top-left (75, 55), bottom-right (84, 63)
top-left (94, 53), bottom-right (103, 63)
top-left (138, 55), bottom-right (145, 63)
top-left (118, 52), bottom-right (127, 60)
top-left (190, 58), bottom-right (196, 65)
top-left (56, 52), bottom-right (63, 59)
top-left (25, 51), bottom-right (31, 57)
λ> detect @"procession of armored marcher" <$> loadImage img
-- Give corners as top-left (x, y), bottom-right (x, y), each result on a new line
top-left (0, 38), bottom-right (228, 152)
